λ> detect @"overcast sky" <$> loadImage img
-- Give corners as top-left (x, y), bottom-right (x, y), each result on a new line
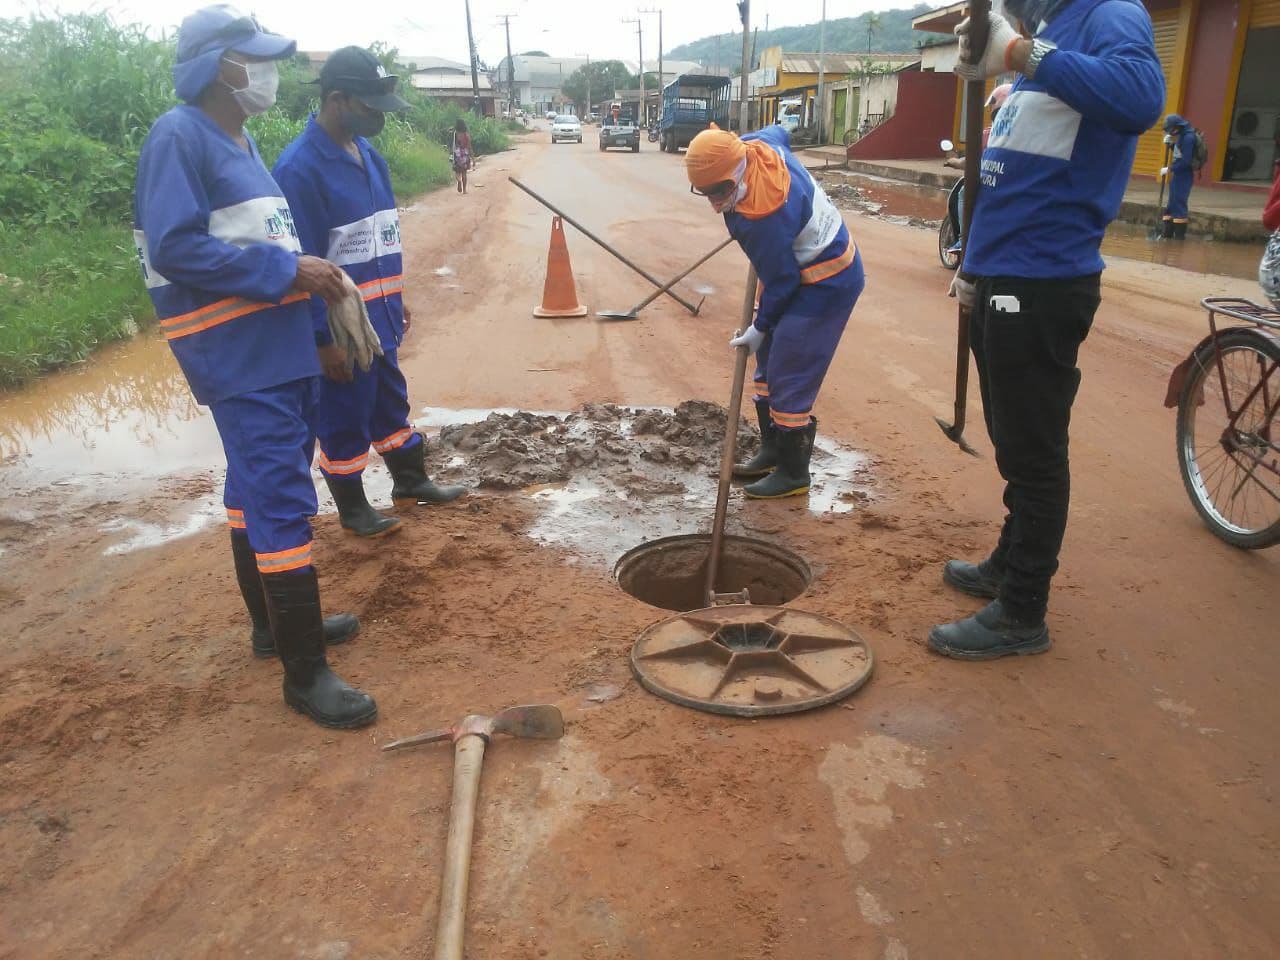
top-left (3, 0), bottom-right (945, 66)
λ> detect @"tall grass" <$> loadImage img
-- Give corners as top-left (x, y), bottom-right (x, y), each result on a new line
top-left (0, 12), bottom-right (508, 390)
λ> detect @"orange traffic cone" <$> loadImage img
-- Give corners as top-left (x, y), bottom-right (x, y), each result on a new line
top-left (533, 216), bottom-right (588, 318)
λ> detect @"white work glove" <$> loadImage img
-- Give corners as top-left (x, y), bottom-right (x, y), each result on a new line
top-left (729, 325), bottom-right (766, 355)
top-left (954, 12), bottom-right (1020, 82)
top-left (948, 274), bottom-right (977, 310)
top-left (1159, 166), bottom-right (1169, 179)
top-left (327, 274), bottom-right (385, 374)
top-left (1163, 133), bottom-right (1173, 145)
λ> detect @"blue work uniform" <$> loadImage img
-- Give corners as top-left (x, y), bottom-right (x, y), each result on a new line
top-left (134, 104), bottom-right (321, 575)
top-left (272, 117), bottom-right (417, 482)
top-left (1164, 122), bottom-right (1196, 224)
top-left (725, 125), bottom-right (865, 430)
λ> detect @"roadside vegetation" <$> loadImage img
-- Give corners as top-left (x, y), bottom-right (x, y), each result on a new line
top-left (0, 13), bottom-right (513, 390)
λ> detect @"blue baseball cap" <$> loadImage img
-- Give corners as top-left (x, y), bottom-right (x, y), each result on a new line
top-left (173, 5), bottom-right (296, 103)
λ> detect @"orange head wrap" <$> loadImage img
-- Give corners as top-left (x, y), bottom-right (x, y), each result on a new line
top-left (684, 124), bottom-right (790, 219)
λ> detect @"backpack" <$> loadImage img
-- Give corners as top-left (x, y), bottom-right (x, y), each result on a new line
top-left (1191, 127), bottom-right (1208, 173)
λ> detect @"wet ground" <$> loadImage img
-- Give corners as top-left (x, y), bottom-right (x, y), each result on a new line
top-left (817, 169), bottom-right (1268, 282)
top-left (2, 130), bottom-right (1278, 960)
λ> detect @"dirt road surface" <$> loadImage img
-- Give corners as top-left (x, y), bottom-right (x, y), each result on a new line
top-left (2, 128), bottom-right (1277, 959)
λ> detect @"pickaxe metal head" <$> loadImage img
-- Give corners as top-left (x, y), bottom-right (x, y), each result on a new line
top-left (934, 416), bottom-right (981, 457)
top-left (381, 704), bottom-right (565, 753)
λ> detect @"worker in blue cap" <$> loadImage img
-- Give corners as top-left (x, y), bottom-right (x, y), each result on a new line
top-left (133, 5), bottom-right (378, 729)
top-left (1160, 113), bottom-right (1197, 240)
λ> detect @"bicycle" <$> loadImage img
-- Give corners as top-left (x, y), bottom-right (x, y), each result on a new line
top-left (1166, 297), bottom-right (1280, 548)
top-left (938, 177), bottom-right (963, 271)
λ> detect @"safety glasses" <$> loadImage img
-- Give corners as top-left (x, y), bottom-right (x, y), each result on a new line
top-left (690, 180), bottom-right (737, 200)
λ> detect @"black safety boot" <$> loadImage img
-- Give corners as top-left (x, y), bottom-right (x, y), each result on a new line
top-left (743, 418), bottom-right (815, 499)
top-left (1160, 219), bottom-right (1174, 240)
top-left (732, 397), bottom-right (779, 480)
top-left (1172, 221), bottom-right (1188, 241)
top-left (928, 600), bottom-right (1051, 661)
top-left (383, 440), bottom-right (467, 506)
top-left (942, 558), bottom-right (1003, 600)
top-left (263, 568), bottom-right (378, 729)
top-left (231, 531), bottom-right (360, 657)
top-left (325, 477), bottom-right (401, 538)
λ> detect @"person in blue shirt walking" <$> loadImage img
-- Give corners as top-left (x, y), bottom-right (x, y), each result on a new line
top-left (134, 6), bottom-right (378, 729)
top-left (273, 47), bottom-right (466, 539)
top-left (683, 123), bottom-right (865, 499)
top-left (1160, 113), bottom-right (1197, 240)
top-left (932, 0), bottom-right (1164, 659)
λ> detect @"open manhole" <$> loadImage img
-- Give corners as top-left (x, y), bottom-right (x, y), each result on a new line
top-left (630, 605), bottom-right (874, 716)
top-left (613, 534), bottom-right (811, 612)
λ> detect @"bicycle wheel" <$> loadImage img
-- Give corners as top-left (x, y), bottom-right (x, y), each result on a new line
top-left (1176, 328), bottom-right (1280, 549)
top-left (938, 218), bottom-right (961, 270)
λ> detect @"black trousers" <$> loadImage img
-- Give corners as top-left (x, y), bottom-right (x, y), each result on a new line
top-left (970, 274), bottom-right (1101, 623)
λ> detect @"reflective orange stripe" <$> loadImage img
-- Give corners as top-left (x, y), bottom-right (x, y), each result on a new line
top-left (357, 274), bottom-right (405, 302)
top-left (770, 409), bottom-right (812, 428)
top-left (161, 292), bottom-right (310, 341)
top-left (752, 381), bottom-right (770, 398)
top-left (799, 243), bottom-right (856, 286)
top-left (256, 543), bottom-right (312, 574)
top-left (373, 427), bottom-right (415, 453)
top-left (226, 508), bottom-right (246, 530)
top-left (317, 450), bottom-right (369, 475)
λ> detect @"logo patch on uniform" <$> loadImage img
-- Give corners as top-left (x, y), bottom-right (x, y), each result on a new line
top-left (380, 222), bottom-right (400, 247)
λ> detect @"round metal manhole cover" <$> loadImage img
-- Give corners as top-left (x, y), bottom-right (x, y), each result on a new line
top-left (630, 606), bottom-right (873, 717)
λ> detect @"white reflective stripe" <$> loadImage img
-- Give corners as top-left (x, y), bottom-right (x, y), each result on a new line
top-left (327, 208), bottom-right (400, 267)
top-left (207, 196), bottom-right (302, 253)
top-left (133, 229), bottom-right (171, 289)
top-left (793, 179), bottom-right (843, 266)
top-left (987, 89), bottom-right (1080, 162)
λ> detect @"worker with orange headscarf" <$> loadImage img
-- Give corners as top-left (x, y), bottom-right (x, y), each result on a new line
top-left (685, 123), bottom-right (865, 498)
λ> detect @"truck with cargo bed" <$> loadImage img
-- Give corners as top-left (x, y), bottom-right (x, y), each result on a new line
top-left (658, 74), bottom-right (731, 154)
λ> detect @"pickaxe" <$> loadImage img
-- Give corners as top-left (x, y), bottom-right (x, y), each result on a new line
top-left (598, 237), bottom-right (734, 320)
top-left (383, 704), bottom-right (565, 960)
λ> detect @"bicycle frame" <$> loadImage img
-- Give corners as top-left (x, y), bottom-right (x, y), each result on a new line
top-left (1172, 298), bottom-right (1280, 486)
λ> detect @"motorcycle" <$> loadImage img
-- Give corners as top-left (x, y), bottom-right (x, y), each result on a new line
top-left (938, 138), bottom-right (963, 271)
top-left (648, 123), bottom-right (660, 144)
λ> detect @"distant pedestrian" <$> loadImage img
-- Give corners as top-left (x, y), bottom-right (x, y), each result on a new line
top-left (932, 0), bottom-right (1165, 660)
top-left (134, 5), bottom-right (377, 728)
top-left (1260, 165), bottom-right (1280, 307)
top-left (1160, 113), bottom-right (1196, 240)
top-left (273, 47), bottom-right (467, 540)
top-left (452, 119), bottom-right (473, 194)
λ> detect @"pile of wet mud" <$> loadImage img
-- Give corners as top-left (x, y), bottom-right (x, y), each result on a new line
top-left (428, 401), bottom-right (759, 492)
top-left (814, 171), bottom-right (944, 228)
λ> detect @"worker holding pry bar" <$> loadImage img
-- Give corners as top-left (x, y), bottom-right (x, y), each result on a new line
top-left (684, 123), bottom-right (865, 499)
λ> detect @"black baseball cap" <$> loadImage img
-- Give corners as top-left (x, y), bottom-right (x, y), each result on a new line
top-left (319, 46), bottom-right (410, 112)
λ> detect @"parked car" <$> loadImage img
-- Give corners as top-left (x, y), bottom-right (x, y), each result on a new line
top-left (551, 114), bottom-right (583, 144)
top-left (545, 110), bottom-right (557, 120)
top-left (599, 116), bottom-right (640, 153)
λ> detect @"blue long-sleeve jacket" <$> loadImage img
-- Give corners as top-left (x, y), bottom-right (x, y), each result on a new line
top-left (725, 125), bottom-right (860, 332)
top-left (1169, 126), bottom-right (1196, 175)
top-left (964, 0), bottom-right (1165, 279)
top-left (133, 105), bottom-right (319, 405)
top-left (272, 117), bottom-right (405, 350)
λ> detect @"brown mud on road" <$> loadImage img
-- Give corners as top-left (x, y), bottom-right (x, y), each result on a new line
top-left (2, 134), bottom-right (1278, 959)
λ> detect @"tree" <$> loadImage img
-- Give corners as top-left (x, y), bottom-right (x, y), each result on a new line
top-left (865, 12), bottom-right (882, 53)
top-left (520, 50), bottom-right (549, 56)
top-left (561, 59), bottom-right (633, 114)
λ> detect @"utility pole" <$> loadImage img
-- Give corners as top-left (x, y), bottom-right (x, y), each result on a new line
top-left (640, 8), bottom-right (662, 100)
top-left (817, 0), bottom-right (827, 143)
top-left (738, 1), bottom-right (750, 132)
top-left (463, 0), bottom-right (481, 115)
top-left (623, 16), bottom-right (643, 125)
top-left (499, 13), bottom-right (517, 115)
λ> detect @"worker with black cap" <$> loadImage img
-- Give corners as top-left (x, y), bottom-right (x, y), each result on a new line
top-left (134, 6), bottom-right (378, 729)
top-left (273, 46), bottom-right (467, 539)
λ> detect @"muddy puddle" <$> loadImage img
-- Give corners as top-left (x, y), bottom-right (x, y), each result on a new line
top-left (422, 402), bottom-right (875, 564)
top-left (817, 169), bottom-right (1265, 282)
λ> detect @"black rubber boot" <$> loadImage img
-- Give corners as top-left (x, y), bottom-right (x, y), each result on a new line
top-left (263, 568), bottom-right (378, 729)
top-left (383, 440), bottom-right (467, 506)
top-left (1160, 218), bottom-right (1174, 240)
top-left (732, 398), bottom-right (779, 480)
top-left (928, 600), bottom-right (1051, 661)
top-left (942, 558), bottom-right (1004, 600)
top-left (1172, 221), bottom-right (1188, 241)
top-left (325, 477), bottom-right (401, 538)
top-left (743, 418), bottom-right (815, 499)
top-left (231, 531), bottom-right (360, 657)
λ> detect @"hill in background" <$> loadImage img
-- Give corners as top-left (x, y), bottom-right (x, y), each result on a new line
top-left (666, 3), bottom-right (939, 71)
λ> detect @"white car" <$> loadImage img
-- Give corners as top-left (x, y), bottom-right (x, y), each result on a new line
top-left (551, 114), bottom-right (583, 144)
top-left (545, 110), bottom-right (557, 120)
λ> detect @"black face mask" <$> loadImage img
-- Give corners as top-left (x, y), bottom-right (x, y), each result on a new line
top-left (341, 99), bottom-right (385, 138)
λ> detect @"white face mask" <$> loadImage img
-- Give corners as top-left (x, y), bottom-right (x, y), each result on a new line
top-left (221, 57), bottom-right (278, 115)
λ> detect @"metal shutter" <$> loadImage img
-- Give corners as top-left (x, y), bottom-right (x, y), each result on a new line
top-left (1252, 0), bottom-right (1280, 28)
top-left (1133, 10), bottom-right (1182, 176)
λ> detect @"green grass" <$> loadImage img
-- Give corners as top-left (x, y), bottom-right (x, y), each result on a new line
top-left (0, 222), bottom-right (153, 388)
